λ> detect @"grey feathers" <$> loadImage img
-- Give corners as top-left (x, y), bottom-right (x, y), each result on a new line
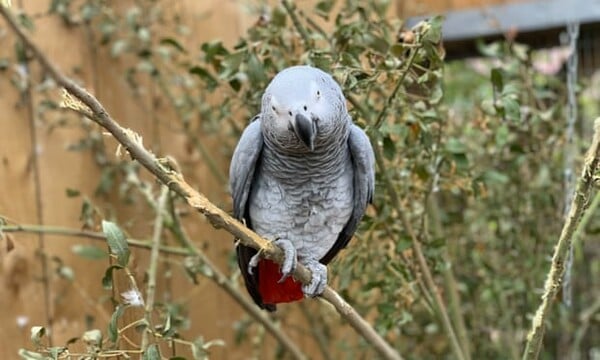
top-left (229, 65), bottom-right (375, 310)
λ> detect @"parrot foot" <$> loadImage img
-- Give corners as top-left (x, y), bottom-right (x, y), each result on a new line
top-left (273, 239), bottom-right (297, 283)
top-left (302, 259), bottom-right (328, 297)
top-left (246, 239), bottom-right (298, 281)
top-left (247, 249), bottom-right (263, 275)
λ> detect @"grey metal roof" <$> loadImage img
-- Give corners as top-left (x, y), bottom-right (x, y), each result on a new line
top-left (407, 0), bottom-right (600, 42)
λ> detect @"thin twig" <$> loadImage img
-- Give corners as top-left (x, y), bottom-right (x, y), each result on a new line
top-left (0, 8), bottom-right (401, 359)
top-left (155, 74), bottom-right (227, 184)
top-left (17, 20), bottom-right (53, 344)
top-left (0, 223), bottom-right (188, 255)
top-left (523, 118), bottom-right (600, 360)
top-left (299, 302), bottom-right (333, 360)
top-left (372, 140), bottom-right (466, 360)
top-left (372, 38), bottom-right (423, 130)
top-left (141, 186), bottom-right (169, 352)
top-left (428, 197), bottom-right (472, 359)
top-left (281, 0), bottom-right (310, 45)
top-left (1, 220), bottom-right (309, 360)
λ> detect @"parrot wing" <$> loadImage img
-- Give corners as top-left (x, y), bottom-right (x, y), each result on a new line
top-left (320, 123), bottom-right (375, 264)
top-left (229, 116), bottom-right (276, 311)
top-left (230, 115), bottom-right (262, 221)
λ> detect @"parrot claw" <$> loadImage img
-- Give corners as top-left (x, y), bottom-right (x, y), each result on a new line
top-left (246, 239), bottom-right (297, 280)
top-left (302, 259), bottom-right (328, 297)
top-left (274, 239), bottom-right (297, 282)
top-left (247, 250), bottom-right (262, 275)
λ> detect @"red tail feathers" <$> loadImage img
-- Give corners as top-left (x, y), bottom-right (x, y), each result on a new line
top-left (258, 259), bottom-right (303, 304)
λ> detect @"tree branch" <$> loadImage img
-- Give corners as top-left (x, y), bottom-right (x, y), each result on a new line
top-left (1, 221), bottom-right (308, 360)
top-left (522, 118), bottom-right (600, 360)
top-left (0, 7), bottom-right (402, 360)
top-left (372, 140), bottom-right (466, 360)
top-left (141, 186), bottom-right (169, 352)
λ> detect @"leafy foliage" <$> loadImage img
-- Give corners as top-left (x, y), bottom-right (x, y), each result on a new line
top-left (3, 0), bottom-right (599, 359)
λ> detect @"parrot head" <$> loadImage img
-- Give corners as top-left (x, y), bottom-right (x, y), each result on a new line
top-left (261, 65), bottom-right (347, 152)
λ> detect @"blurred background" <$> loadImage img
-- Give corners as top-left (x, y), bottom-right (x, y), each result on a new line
top-left (0, 0), bottom-right (598, 359)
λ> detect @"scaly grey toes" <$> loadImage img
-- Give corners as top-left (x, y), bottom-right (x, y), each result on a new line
top-left (302, 259), bottom-right (328, 297)
top-left (273, 239), bottom-right (297, 283)
top-left (247, 251), bottom-right (262, 275)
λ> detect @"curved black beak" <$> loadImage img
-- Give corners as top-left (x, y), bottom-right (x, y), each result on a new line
top-left (293, 113), bottom-right (317, 151)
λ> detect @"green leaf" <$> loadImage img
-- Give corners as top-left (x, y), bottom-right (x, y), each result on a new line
top-left (161, 311), bottom-right (173, 336)
top-left (490, 68), bottom-right (504, 92)
top-left (65, 188), bottom-right (80, 197)
top-left (17, 13), bottom-right (35, 30)
top-left (57, 265), bottom-right (74, 281)
top-left (220, 51), bottom-right (245, 79)
top-left (102, 265), bottom-right (123, 290)
top-left (107, 305), bottom-right (126, 343)
top-left (72, 244), bottom-right (108, 260)
top-left (476, 39), bottom-right (502, 57)
top-left (271, 6), bottom-right (287, 27)
top-left (17, 349), bottom-right (47, 360)
top-left (502, 97), bottom-right (521, 122)
top-left (483, 170), bottom-right (510, 184)
top-left (189, 66), bottom-right (218, 90)
top-left (160, 38), bottom-right (187, 54)
top-left (495, 124), bottom-right (509, 146)
top-left (82, 329), bottom-right (102, 347)
top-left (111, 39), bottom-right (128, 57)
top-left (0, 57), bottom-right (10, 71)
top-left (143, 344), bottom-right (160, 360)
top-left (315, 0), bottom-right (335, 18)
top-left (30, 326), bottom-right (45, 348)
top-left (101, 220), bottom-right (130, 267)
top-left (423, 15), bottom-right (443, 44)
top-left (201, 40), bottom-right (229, 66)
top-left (47, 347), bottom-right (65, 360)
top-left (245, 53), bottom-right (265, 85)
top-left (382, 136), bottom-right (396, 160)
top-left (445, 138), bottom-right (467, 154)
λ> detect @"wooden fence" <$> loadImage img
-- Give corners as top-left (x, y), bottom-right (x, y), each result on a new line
top-left (0, 0), bottom-right (521, 358)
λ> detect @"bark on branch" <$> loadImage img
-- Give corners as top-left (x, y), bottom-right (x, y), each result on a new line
top-left (0, 7), bottom-right (402, 360)
top-left (522, 118), bottom-right (600, 359)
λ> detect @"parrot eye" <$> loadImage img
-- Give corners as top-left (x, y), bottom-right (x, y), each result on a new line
top-left (303, 105), bottom-right (307, 111)
top-left (288, 111), bottom-right (293, 116)
top-left (316, 90), bottom-right (321, 96)
top-left (271, 106), bottom-right (277, 112)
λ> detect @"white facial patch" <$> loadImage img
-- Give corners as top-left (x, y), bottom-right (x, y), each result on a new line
top-left (310, 80), bottom-right (321, 102)
top-left (270, 95), bottom-right (281, 115)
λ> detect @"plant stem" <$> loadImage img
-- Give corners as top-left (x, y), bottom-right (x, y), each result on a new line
top-left (0, 8), bottom-right (402, 360)
top-left (155, 74), bottom-right (227, 184)
top-left (428, 197), bottom-right (472, 359)
top-left (372, 141), bottom-right (466, 360)
top-left (0, 223), bottom-right (185, 254)
top-left (299, 302), bottom-right (333, 360)
top-left (140, 186), bottom-right (169, 352)
top-left (18, 21), bottom-right (53, 344)
top-left (523, 118), bottom-right (600, 359)
top-left (281, 0), bottom-right (310, 45)
top-left (372, 37), bottom-right (423, 130)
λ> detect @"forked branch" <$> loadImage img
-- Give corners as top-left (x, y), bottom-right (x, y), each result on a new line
top-left (523, 117), bottom-right (600, 359)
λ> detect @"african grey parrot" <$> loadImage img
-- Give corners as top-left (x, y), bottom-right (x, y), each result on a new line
top-left (229, 65), bottom-right (375, 311)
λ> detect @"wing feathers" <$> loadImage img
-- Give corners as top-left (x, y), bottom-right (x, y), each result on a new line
top-left (230, 116), bottom-right (276, 310)
top-left (320, 124), bottom-right (375, 264)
